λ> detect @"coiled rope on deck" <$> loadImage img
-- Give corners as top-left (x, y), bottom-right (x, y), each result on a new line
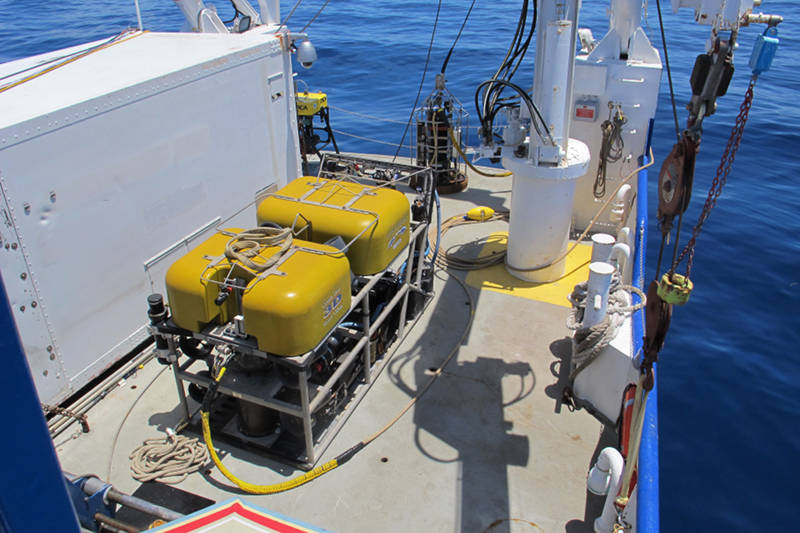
top-left (129, 433), bottom-right (208, 484)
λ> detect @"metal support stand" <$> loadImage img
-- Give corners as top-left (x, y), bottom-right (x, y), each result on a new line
top-left (161, 162), bottom-right (435, 470)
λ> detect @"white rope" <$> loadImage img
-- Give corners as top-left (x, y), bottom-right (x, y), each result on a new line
top-left (225, 227), bottom-right (292, 272)
top-left (567, 275), bottom-right (646, 380)
top-left (129, 433), bottom-right (208, 484)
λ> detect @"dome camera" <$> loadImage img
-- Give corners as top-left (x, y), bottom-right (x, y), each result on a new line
top-left (296, 39), bottom-right (318, 69)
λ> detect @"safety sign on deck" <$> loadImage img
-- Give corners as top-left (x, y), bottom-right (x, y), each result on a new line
top-left (151, 499), bottom-right (331, 532)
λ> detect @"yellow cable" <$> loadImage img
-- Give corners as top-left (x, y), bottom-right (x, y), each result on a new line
top-left (201, 412), bottom-right (341, 494)
top-left (0, 30), bottom-right (145, 94)
top-left (449, 129), bottom-right (512, 178)
top-left (200, 268), bottom-right (476, 494)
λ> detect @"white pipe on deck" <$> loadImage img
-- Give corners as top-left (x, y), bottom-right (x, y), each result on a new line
top-left (592, 447), bottom-right (625, 533)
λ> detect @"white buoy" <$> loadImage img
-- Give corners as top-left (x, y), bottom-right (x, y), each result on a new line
top-left (583, 262), bottom-right (615, 328)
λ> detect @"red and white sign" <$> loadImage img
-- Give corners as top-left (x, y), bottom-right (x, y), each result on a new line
top-left (574, 103), bottom-right (596, 121)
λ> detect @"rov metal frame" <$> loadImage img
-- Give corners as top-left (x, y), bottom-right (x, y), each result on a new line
top-left (162, 161), bottom-right (435, 470)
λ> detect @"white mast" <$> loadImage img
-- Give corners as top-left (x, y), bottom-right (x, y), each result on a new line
top-left (503, 0), bottom-right (590, 282)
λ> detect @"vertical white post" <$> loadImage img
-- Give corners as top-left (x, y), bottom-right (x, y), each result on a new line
top-left (610, 0), bottom-right (643, 55)
top-left (258, 0), bottom-right (280, 26)
top-left (503, 0), bottom-right (591, 282)
top-left (590, 233), bottom-right (616, 263)
top-left (583, 262), bottom-right (615, 328)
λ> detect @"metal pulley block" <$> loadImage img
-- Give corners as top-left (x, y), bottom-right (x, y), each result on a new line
top-left (657, 272), bottom-right (693, 306)
top-left (657, 133), bottom-right (698, 223)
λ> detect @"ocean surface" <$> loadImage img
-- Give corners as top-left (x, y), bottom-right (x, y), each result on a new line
top-left (1, 1), bottom-right (798, 530)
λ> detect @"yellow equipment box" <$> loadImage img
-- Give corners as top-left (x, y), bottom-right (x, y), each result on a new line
top-left (257, 177), bottom-right (410, 275)
top-left (165, 230), bottom-right (241, 333)
top-left (165, 229), bottom-right (351, 356)
top-left (296, 91), bottom-right (328, 116)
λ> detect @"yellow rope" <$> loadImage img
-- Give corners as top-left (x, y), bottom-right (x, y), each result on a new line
top-left (449, 129), bottom-right (512, 178)
top-left (0, 30), bottom-right (146, 95)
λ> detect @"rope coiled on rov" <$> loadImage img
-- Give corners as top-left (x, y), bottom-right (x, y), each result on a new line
top-left (224, 227), bottom-right (293, 272)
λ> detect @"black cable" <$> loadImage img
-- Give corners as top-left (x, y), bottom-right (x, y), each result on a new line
top-left (475, 0), bottom-right (537, 145)
top-left (440, 0), bottom-right (478, 74)
top-left (392, 0), bottom-right (443, 162)
top-left (302, 0), bottom-right (331, 32)
top-left (280, 0), bottom-right (305, 29)
top-left (656, 0), bottom-right (681, 142)
top-left (475, 79), bottom-right (552, 145)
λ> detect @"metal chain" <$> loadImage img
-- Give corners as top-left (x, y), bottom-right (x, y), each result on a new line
top-left (42, 403), bottom-right (90, 433)
top-left (673, 76), bottom-right (756, 276)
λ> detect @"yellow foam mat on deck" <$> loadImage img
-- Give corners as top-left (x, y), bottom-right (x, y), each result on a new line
top-left (464, 232), bottom-right (591, 308)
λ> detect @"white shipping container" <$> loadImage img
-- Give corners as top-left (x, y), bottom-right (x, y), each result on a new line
top-left (0, 30), bottom-right (301, 404)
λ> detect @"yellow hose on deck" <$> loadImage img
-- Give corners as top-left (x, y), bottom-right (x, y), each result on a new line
top-left (200, 366), bottom-right (362, 494)
top-left (201, 412), bottom-right (343, 494)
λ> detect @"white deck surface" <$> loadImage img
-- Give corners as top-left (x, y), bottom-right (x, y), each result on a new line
top-left (56, 164), bottom-right (609, 532)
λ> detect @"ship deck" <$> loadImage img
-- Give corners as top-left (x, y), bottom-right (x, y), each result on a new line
top-left (55, 157), bottom-right (610, 532)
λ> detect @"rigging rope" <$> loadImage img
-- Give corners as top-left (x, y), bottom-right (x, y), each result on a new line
top-left (301, 0), bottom-right (331, 32)
top-left (655, 0), bottom-right (681, 142)
top-left (392, 0), bottom-right (443, 162)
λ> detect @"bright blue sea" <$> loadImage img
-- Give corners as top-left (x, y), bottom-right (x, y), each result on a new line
top-left (1, 1), bottom-right (798, 530)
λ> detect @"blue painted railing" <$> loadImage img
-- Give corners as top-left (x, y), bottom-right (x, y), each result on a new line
top-left (633, 149), bottom-right (659, 532)
top-left (0, 273), bottom-right (80, 532)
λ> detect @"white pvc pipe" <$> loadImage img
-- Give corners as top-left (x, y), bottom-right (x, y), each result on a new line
top-left (593, 447), bottom-right (625, 533)
top-left (590, 233), bottom-right (616, 263)
top-left (583, 262), bottom-right (615, 328)
top-left (611, 242), bottom-right (630, 271)
top-left (616, 226), bottom-right (631, 248)
top-left (610, 184), bottom-right (633, 227)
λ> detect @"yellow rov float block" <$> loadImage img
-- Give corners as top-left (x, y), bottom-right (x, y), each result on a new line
top-left (257, 177), bottom-right (410, 275)
top-left (165, 228), bottom-right (351, 356)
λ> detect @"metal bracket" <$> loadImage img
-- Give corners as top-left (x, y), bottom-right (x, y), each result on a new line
top-left (65, 475), bottom-right (115, 532)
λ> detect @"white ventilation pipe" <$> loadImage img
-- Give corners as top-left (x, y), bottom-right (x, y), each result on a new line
top-left (611, 242), bottom-right (630, 271)
top-left (583, 262), bottom-right (615, 328)
top-left (610, 184), bottom-right (633, 229)
top-left (616, 226), bottom-right (631, 248)
top-left (588, 447), bottom-right (625, 533)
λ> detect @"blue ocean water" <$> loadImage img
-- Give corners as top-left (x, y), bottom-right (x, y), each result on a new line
top-left (1, 1), bottom-right (798, 530)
